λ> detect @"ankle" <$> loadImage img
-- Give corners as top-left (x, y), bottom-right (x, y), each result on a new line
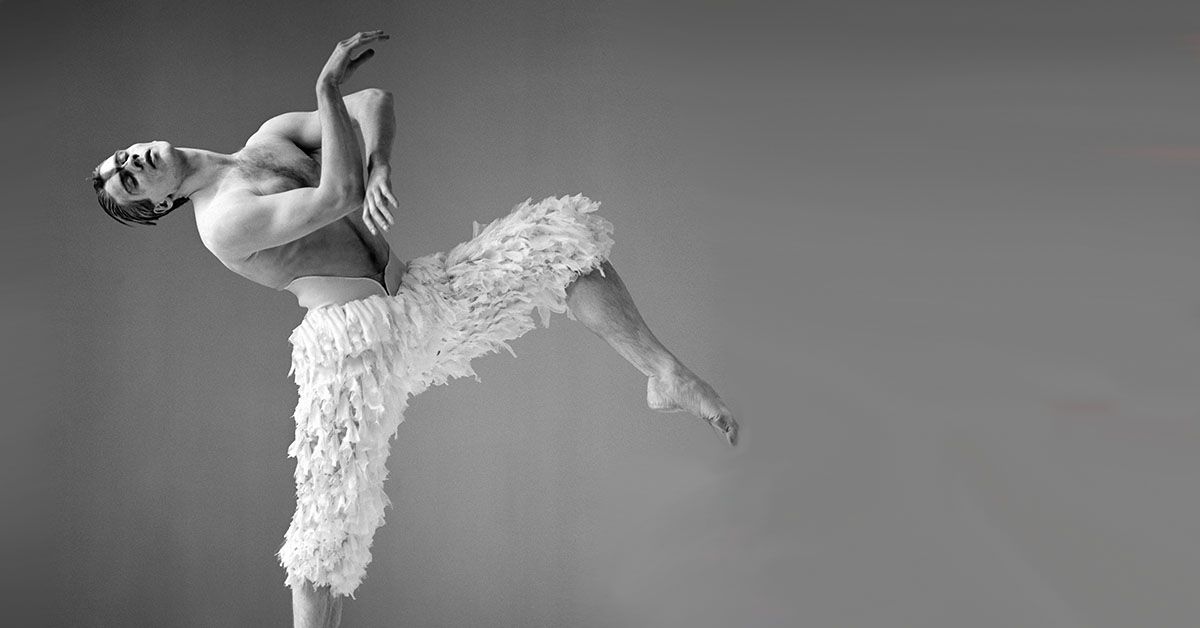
top-left (653, 359), bottom-right (686, 380)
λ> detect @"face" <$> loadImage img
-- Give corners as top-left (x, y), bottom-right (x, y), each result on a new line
top-left (95, 141), bottom-right (182, 207)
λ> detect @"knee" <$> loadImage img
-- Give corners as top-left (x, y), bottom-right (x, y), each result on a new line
top-left (565, 265), bottom-right (604, 301)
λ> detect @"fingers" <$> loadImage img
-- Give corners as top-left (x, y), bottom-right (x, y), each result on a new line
top-left (347, 48), bottom-right (375, 72)
top-left (362, 204), bottom-right (378, 235)
top-left (340, 31), bottom-right (388, 50)
top-left (322, 31), bottom-right (387, 86)
top-left (371, 177), bottom-right (397, 226)
top-left (364, 196), bottom-right (380, 234)
top-left (379, 183), bottom-right (398, 209)
top-left (332, 32), bottom-right (386, 83)
top-left (373, 187), bottom-right (395, 227)
top-left (362, 186), bottom-right (396, 235)
top-left (378, 191), bottom-right (395, 226)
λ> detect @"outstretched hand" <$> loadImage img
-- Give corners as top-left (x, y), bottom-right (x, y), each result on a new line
top-left (319, 31), bottom-right (388, 88)
top-left (362, 166), bottom-right (397, 234)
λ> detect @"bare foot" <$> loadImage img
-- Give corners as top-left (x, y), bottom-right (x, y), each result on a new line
top-left (647, 367), bottom-right (739, 446)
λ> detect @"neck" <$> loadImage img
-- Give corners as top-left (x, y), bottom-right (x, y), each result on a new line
top-left (175, 147), bottom-right (237, 201)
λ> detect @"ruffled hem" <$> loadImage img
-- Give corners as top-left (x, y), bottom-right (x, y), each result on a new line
top-left (278, 195), bottom-right (613, 596)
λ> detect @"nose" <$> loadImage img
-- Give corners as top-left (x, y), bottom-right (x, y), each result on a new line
top-left (130, 153), bottom-right (143, 169)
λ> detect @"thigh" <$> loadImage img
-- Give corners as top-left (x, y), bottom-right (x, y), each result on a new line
top-left (433, 196), bottom-right (615, 367)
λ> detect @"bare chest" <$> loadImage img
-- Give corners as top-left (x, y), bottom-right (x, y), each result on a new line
top-left (232, 142), bottom-right (321, 193)
top-left (196, 142), bottom-right (388, 290)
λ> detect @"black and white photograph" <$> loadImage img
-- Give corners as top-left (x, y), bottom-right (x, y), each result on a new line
top-left (5, 0), bottom-right (1200, 626)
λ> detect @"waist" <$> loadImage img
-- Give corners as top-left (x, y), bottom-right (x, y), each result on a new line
top-left (284, 255), bottom-right (407, 310)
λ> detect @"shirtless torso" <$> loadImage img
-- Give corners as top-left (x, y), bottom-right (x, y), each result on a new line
top-left (92, 30), bottom-right (738, 628)
top-left (194, 136), bottom-right (394, 295)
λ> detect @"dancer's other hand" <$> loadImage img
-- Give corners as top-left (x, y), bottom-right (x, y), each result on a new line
top-left (318, 31), bottom-right (388, 89)
top-left (362, 166), bottom-right (397, 234)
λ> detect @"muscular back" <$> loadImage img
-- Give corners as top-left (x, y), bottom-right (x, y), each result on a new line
top-left (196, 136), bottom-right (391, 291)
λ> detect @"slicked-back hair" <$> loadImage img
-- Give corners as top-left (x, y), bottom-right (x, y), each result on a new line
top-left (91, 166), bottom-right (189, 226)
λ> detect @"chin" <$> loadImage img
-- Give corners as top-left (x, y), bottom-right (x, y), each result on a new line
top-left (153, 141), bottom-right (179, 166)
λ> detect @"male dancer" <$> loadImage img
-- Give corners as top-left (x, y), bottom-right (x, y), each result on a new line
top-left (92, 32), bottom-right (738, 627)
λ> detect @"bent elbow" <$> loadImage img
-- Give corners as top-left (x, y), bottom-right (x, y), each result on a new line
top-left (358, 88), bottom-right (393, 104)
top-left (314, 186), bottom-right (364, 218)
top-left (369, 89), bottom-right (394, 113)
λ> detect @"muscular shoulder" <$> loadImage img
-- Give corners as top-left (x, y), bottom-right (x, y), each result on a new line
top-left (244, 88), bottom-right (384, 152)
top-left (247, 111), bottom-right (321, 152)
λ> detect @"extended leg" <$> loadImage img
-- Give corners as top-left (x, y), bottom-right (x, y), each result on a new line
top-left (565, 260), bottom-right (739, 446)
top-left (293, 580), bottom-right (343, 628)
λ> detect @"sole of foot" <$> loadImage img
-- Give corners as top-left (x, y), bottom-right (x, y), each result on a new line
top-left (647, 372), bottom-right (739, 447)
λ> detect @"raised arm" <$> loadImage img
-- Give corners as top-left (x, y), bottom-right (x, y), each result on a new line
top-left (244, 87), bottom-right (397, 235)
top-left (312, 39), bottom-right (370, 210)
top-left (208, 32), bottom-right (390, 257)
top-left (356, 87), bottom-right (397, 235)
top-left (355, 88), bottom-right (395, 180)
top-left (249, 88), bottom-right (392, 158)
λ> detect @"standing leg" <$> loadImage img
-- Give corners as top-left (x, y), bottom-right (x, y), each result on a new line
top-left (293, 580), bottom-right (343, 628)
top-left (565, 261), bottom-right (739, 446)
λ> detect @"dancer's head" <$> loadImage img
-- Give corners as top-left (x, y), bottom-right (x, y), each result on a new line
top-left (92, 141), bottom-right (190, 226)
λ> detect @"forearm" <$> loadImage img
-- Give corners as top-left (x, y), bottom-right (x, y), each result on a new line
top-left (348, 88), bottom-right (395, 175)
top-left (315, 81), bottom-right (366, 206)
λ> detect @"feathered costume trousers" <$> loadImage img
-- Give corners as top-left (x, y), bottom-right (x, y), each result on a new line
top-left (277, 196), bottom-right (614, 596)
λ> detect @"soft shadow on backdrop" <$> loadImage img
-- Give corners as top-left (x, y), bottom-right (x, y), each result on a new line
top-left (5, 1), bottom-right (1200, 627)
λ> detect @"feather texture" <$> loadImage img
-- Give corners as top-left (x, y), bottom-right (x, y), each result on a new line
top-left (278, 195), bottom-right (614, 596)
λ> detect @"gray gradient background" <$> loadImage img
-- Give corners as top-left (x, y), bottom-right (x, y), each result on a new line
top-left (4, 0), bottom-right (1200, 626)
